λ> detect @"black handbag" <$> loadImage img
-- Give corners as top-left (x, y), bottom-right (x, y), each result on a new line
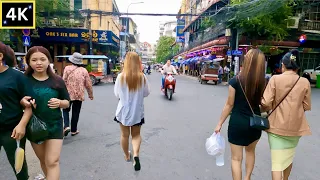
top-left (238, 76), bottom-right (300, 130)
top-left (26, 104), bottom-right (49, 144)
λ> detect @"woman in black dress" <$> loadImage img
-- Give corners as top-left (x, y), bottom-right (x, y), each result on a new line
top-left (214, 49), bottom-right (266, 180)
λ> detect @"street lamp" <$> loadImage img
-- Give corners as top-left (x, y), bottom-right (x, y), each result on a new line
top-left (125, 2), bottom-right (144, 53)
top-left (79, 9), bottom-right (93, 55)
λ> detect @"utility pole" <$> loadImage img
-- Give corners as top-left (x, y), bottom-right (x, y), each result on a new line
top-left (87, 9), bottom-right (93, 55)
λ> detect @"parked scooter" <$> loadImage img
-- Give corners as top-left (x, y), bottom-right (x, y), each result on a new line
top-left (162, 72), bottom-right (176, 100)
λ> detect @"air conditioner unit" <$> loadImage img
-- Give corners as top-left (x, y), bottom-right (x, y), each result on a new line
top-left (287, 15), bottom-right (301, 29)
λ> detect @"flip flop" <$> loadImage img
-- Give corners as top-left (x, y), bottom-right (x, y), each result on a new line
top-left (71, 131), bottom-right (80, 136)
top-left (64, 127), bottom-right (70, 137)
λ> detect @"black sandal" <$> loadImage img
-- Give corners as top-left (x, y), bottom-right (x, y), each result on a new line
top-left (133, 157), bottom-right (141, 171)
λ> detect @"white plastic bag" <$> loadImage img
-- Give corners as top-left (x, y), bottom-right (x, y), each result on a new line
top-left (205, 132), bottom-right (226, 166)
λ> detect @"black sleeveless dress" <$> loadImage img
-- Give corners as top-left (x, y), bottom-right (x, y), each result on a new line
top-left (228, 77), bottom-right (262, 146)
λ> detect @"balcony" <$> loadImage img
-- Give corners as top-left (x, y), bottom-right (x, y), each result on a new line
top-left (177, 24), bottom-right (226, 54)
top-left (299, 20), bottom-right (320, 33)
top-left (39, 17), bottom-right (85, 28)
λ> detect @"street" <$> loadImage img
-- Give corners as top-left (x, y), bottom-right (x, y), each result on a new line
top-left (1, 72), bottom-right (320, 180)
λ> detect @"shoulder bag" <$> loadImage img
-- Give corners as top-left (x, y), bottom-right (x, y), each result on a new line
top-left (238, 76), bottom-right (300, 130)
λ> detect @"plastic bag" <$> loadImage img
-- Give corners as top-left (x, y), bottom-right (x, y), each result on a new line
top-left (205, 132), bottom-right (225, 166)
top-left (15, 140), bottom-right (24, 174)
top-left (26, 114), bottom-right (48, 144)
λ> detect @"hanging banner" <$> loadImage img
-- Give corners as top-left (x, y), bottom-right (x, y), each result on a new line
top-left (176, 19), bottom-right (185, 43)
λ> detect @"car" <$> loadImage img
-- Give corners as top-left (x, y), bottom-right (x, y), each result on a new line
top-left (302, 65), bottom-right (320, 84)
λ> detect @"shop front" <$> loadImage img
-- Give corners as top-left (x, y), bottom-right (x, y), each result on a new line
top-left (28, 27), bottom-right (120, 75)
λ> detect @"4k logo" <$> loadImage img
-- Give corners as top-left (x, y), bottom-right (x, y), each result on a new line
top-left (0, 0), bottom-right (35, 29)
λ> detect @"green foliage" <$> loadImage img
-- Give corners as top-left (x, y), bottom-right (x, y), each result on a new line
top-left (155, 36), bottom-right (179, 63)
top-left (86, 64), bottom-right (92, 72)
top-left (229, 0), bottom-right (294, 41)
top-left (200, 17), bottom-right (216, 30)
top-left (258, 45), bottom-right (284, 55)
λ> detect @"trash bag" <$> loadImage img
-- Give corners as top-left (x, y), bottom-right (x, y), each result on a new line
top-left (205, 132), bottom-right (226, 166)
top-left (26, 114), bottom-right (48, 144)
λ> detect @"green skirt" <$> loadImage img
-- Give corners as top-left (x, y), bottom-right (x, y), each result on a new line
top-left (268, 133), bottom-right (300, 171)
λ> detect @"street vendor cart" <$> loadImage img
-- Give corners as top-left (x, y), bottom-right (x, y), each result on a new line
top-left (198, 62), bottom-right (219, 85)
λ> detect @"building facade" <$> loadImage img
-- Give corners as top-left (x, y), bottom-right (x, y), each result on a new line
top-left (140, 42), bottom-right (156, 62)
top-left (119, 17), bottom-right (140, 59)
top-left (159, 21), bottom-right (177, 37)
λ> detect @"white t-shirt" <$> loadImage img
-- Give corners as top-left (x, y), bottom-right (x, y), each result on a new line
top-left (162, 65), bottom-right (177, 74)
top-left (114, 73), bottom-right (151, 126)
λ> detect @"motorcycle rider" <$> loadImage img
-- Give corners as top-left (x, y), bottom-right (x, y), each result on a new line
top-left (161, 60), bottom-right (177, 90)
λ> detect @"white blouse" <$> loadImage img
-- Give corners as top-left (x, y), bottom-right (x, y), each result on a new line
top-left (114, 73), bottom-right (150, 126)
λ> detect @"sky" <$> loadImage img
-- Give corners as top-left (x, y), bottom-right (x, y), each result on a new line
top-left (115, 0), bottom-right (182, 44)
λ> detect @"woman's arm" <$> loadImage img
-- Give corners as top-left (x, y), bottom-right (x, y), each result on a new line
top-left (11, 106), bottom-right (32, 140)
top-left (303, 80), bottom-right (311, 111)
top-left (59, 100), bottom-right (70, 109)
top-left (215, 85), bottom-right (235, 132)
top-left (261, 76), bottom-right (276, 112)
top-left (114, 74), bottom-right (121, 98)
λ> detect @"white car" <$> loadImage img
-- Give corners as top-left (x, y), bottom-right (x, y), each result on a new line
top-left (303, 66), bottom-right (320, 83)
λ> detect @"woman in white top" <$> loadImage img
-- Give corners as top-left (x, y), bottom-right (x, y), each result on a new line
top-left (114, 52), bottom-right (150, 171)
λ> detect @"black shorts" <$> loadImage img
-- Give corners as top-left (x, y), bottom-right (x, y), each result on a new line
top-left (114, 117), bottom-right (145, 126)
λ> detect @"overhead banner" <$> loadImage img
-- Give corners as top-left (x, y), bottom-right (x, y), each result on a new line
top-left (176, 19), bottom-right (185, 43)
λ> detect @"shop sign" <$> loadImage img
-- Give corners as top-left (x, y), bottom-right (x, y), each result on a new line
top-left (30, 28), bottom-right (120, 47)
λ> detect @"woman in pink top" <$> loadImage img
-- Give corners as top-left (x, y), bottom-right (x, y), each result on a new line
top-left (62, 52), bottom-right (93, 136)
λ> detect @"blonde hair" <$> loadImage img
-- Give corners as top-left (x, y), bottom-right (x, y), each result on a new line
top-left (120, 52), bottom-right (145, 92)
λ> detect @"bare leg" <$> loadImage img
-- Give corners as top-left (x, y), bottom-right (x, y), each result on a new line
top-left (31, 142), bottom-right (47, 176)
top-left (120, 124), bottom-right (130, 160)
top-left (272, 171), bottom-right (282, 180)
top-left (131, 125), bottom-right (142, 157)
top-left (44, 139), bottom-right (63, 180)
top-left (244, 140), bottom-right (259, 180)
top-left (230, 143), bottom-right (244, 180)
top-left (283, 163), bottom-right (293, 180)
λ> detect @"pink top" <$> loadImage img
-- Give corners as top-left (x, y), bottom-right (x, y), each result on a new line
top-left (63, 65), bottom-right (93, 101)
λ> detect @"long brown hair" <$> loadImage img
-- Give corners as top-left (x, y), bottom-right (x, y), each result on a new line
top-left (239, 48), bottom-right (266, 106)
top-left (0, 42), bottom-right (16, 67)
top-left (121, 52), bottom-right (145, 92)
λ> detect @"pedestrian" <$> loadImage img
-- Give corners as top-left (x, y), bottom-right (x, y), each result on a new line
top-left (214, 49), bottom-right (266, 180)
top-left (114, 52), bottom-right (150, 171)
top-left (62, 52), bottom-right (93, 137)
top-left (0, 42), bottom-right (33, 180)
top-left (224, 65), bottom-right (230, 81)
top-left (261, 49), bottom-right (311, 180)
top-left (218, 64), bottom-right (224, 84)
top-left (23, 46), bottom-right (70, 180)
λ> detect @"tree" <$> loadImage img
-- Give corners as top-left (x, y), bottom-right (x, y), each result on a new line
top-left (229, 0), bottom-right (296, 41)
top-left (156, 36), bottom-right (179, 63)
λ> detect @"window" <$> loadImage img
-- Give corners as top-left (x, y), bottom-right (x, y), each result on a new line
top-left (74, 0), bottom-right (82, 12)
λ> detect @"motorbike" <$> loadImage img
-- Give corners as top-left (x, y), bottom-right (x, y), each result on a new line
top-left (162, 72), bottom-right (176, 100)
top-left (147, 69), bottom-right (151, 75)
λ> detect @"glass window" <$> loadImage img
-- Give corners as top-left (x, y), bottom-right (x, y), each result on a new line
top-left (74, 0), bottom-right (82, 12)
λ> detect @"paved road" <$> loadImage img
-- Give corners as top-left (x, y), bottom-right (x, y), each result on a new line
top-left (1, 72), bottom-right (320, 180)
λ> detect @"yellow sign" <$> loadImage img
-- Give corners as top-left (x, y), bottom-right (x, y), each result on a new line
top-left (45, 32), bottom-right (79, 38)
